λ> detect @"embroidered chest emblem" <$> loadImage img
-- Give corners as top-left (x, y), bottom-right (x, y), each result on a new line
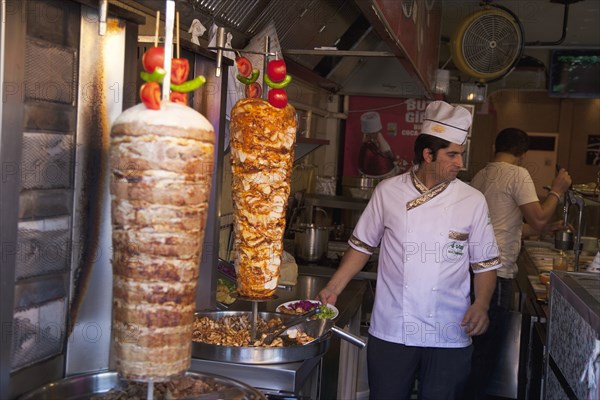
top-left (447, 241), bottom-right (465, 256)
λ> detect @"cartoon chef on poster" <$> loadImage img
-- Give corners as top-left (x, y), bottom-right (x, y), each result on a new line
top-left (358, 111), bottom-right (404, 178)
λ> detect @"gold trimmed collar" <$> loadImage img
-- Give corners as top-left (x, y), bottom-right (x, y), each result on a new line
top-left (407, 169), bottom-right (450, 210)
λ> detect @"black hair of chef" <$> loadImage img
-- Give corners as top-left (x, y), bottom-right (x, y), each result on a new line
top-left (413, 134), bottom-right (452, 165)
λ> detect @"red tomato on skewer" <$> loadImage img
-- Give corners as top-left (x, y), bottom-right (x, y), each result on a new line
top-left (268, 88), bottom-right (288, 108)
top-left (267, 59), bottom-right (287, 82)
top-left (235, 56), bottom-right (253, 78)
top-left (169, 91), bottom-right (188, 105)
top-left (142, 46), bottom-right (165, 73)
top-left (171, 58), bottom-right (190, 85)
top-left (140, 81), bottom-right (161, 110)
top-left (245, 82), bottom-right (262, 99)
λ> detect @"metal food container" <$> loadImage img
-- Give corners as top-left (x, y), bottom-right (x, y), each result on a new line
top-left (293, 223), bottom-right (331, 263)
top-left (192, 311), bottom-right (331, 364)
top-left (18, 370), bottom-right (265, 400)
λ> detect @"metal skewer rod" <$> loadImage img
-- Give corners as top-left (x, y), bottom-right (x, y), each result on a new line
top-left (251, 300), bottom-right (259, 341)
top-left (262, 35), bottom-right (270, 101)
top-left (147, 381), bottom-right (154, 400)
top-left (162, 0), bottom-right (175, 100)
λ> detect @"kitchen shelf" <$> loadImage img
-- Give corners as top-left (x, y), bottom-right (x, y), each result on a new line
top-left (295, 137), bottom-right (329, 163)
top-left (303, 194), bottom-right (368, 216)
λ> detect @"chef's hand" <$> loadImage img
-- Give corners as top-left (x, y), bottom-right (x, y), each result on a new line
top-left (461, 303), bottom-right (490, 336)
top-left (316, 286), bottom-right (338, 307)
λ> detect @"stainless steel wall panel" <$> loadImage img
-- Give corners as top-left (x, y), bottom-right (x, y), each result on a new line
top-left (24, 38), bottom-right (77, 105)
top-left (21, 132), bottom-right (74, 190)
top-left (25, 0), bottom-right (81, 48)
top-left (15, 217), bottom-right (71, 280)
top-left (24, 102), bottom-right (77, 132)
top-left (3, 0), bottom-right (81, 396)
top-left (65, 5), bottom-right (126, 376)
top-left (11, 297), bottom-right (67, 372)
top-left (19, 189), bottom-right (73, 219)
top-left (0, 0), bottom-right (27, 398)
top-left (191, 51), bottom-right (226, 311)
top-left (13, 275), bottom-right (68, 310)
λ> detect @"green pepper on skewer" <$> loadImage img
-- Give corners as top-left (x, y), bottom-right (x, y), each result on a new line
top-left (140, 67), bottom-right (166, 83)
top-left (170, 75), bottom-right (207, 93)
top-left (236, 68), bottom-right (260, 85)
top-left (264, 74), bottom-right (292, 89)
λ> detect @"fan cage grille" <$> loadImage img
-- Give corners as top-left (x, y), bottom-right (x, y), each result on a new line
top-left (461, 13), bottom-right (522, 75)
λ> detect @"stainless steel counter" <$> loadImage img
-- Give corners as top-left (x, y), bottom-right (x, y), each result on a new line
top-left (545, 271), bottom-right (600, 399)
top-left (516, 241), bottom-right (599, 399)
top-left (190, 357), bottom-right (321, 397)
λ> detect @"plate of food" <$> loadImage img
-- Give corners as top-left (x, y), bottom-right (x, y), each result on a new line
top-left (276, 299), bottom-right (339, 320)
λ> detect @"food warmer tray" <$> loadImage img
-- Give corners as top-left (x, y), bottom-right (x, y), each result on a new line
top-left (18, 370), bottom-right (265, 400)
top-left (192, 311), bottom-right (331, 364)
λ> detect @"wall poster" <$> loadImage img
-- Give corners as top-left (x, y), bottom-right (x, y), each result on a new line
top-left (343, 96), bottom-right (474, 177)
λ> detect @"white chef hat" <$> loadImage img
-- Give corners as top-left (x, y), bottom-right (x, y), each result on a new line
top-left (360, 111), bottom-right (382, 134)
top-left (420, 101), bottom-right (472, 145)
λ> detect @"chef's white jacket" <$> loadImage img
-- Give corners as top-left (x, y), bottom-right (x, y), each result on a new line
top-left (350, 171), bottom-right (501, 348)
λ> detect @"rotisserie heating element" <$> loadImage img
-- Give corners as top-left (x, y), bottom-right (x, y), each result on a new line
top-left (109, 102), bottom-right (215, 381)
top-left (229, 98), bottom-right (296, 299)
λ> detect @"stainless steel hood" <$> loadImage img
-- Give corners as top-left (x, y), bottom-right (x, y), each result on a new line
top-left (128, 0), bottom-right (435, 98)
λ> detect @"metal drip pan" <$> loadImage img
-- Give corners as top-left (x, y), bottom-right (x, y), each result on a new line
top-left (18, 370), bottom-right (265, 400)
top-left (192, 311), bottom-right (331, 364)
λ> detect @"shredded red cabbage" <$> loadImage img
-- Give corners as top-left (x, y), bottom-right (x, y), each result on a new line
top-left (286, 300), bottom-right (319, 311)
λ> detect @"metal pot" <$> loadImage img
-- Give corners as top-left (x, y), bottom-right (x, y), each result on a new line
top-left (294, 223), bottom-right (330, 263)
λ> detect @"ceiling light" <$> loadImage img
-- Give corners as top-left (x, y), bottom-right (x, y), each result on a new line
top-left (460, 83), bottom-right (487, 103)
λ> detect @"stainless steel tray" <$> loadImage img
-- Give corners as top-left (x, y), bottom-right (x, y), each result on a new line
top-left (18, 370), bottom-right (266, 400)
top-left (192, 311), bottom-right (330, 364)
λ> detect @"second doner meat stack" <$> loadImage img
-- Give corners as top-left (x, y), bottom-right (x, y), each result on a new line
top-left (230, 98), bottom-right (296, 298)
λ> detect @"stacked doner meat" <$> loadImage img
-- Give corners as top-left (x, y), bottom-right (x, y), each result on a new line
top-left (110, 102), bottom-right (214, 380)
top-left (230, 98), bottom-right (296, 298)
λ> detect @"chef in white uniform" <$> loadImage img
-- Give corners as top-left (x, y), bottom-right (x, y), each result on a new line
top-left (318, 101), bottom-right (501, 400)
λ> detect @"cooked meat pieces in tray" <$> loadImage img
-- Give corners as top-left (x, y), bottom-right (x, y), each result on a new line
top-left (91, 376), bottom-right (229, 400)
top-left (192, 315), bottom-right (314, 347)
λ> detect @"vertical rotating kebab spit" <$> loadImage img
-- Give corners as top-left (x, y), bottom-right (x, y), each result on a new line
top-left (228, 33), bottom-right (297, 341)
top-left (110, 0), bottom-right (215, 389)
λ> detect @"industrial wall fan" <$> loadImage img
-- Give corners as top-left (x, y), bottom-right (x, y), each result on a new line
top-left (451, 3), bottom-right (524, 83)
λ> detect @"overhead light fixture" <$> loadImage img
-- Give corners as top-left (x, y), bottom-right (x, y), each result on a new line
top-left (460, 82), bottom-right (487, 103)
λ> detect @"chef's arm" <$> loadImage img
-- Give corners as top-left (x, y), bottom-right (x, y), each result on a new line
top-left (462, 269), bottom-right (497, 336)
top-left (317, 247), bottom-right (370, 306)
top-left (473, 269), bottom-right (497, 310)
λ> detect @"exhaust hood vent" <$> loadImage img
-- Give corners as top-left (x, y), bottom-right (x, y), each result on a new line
top-left (132, 0), bottom-right (434, 97)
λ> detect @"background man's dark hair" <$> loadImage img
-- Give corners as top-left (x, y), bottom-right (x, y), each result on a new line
top-left (413, 134), bottom-right (452, 165)
top-left (495, 128), bottom-right (529, 156)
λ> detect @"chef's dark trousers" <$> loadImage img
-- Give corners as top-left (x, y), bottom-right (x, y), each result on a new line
top-left (464, 276), bottom-right (514, 399)
top-left (367, 334), bottom-right (473, 400)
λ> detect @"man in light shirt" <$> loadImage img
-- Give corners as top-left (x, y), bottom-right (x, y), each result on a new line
top-left (466, 127), bottom-right (571, 399)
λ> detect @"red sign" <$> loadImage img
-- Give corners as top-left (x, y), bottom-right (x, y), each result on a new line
top-left (343, 96), bottom-right (433, 177)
